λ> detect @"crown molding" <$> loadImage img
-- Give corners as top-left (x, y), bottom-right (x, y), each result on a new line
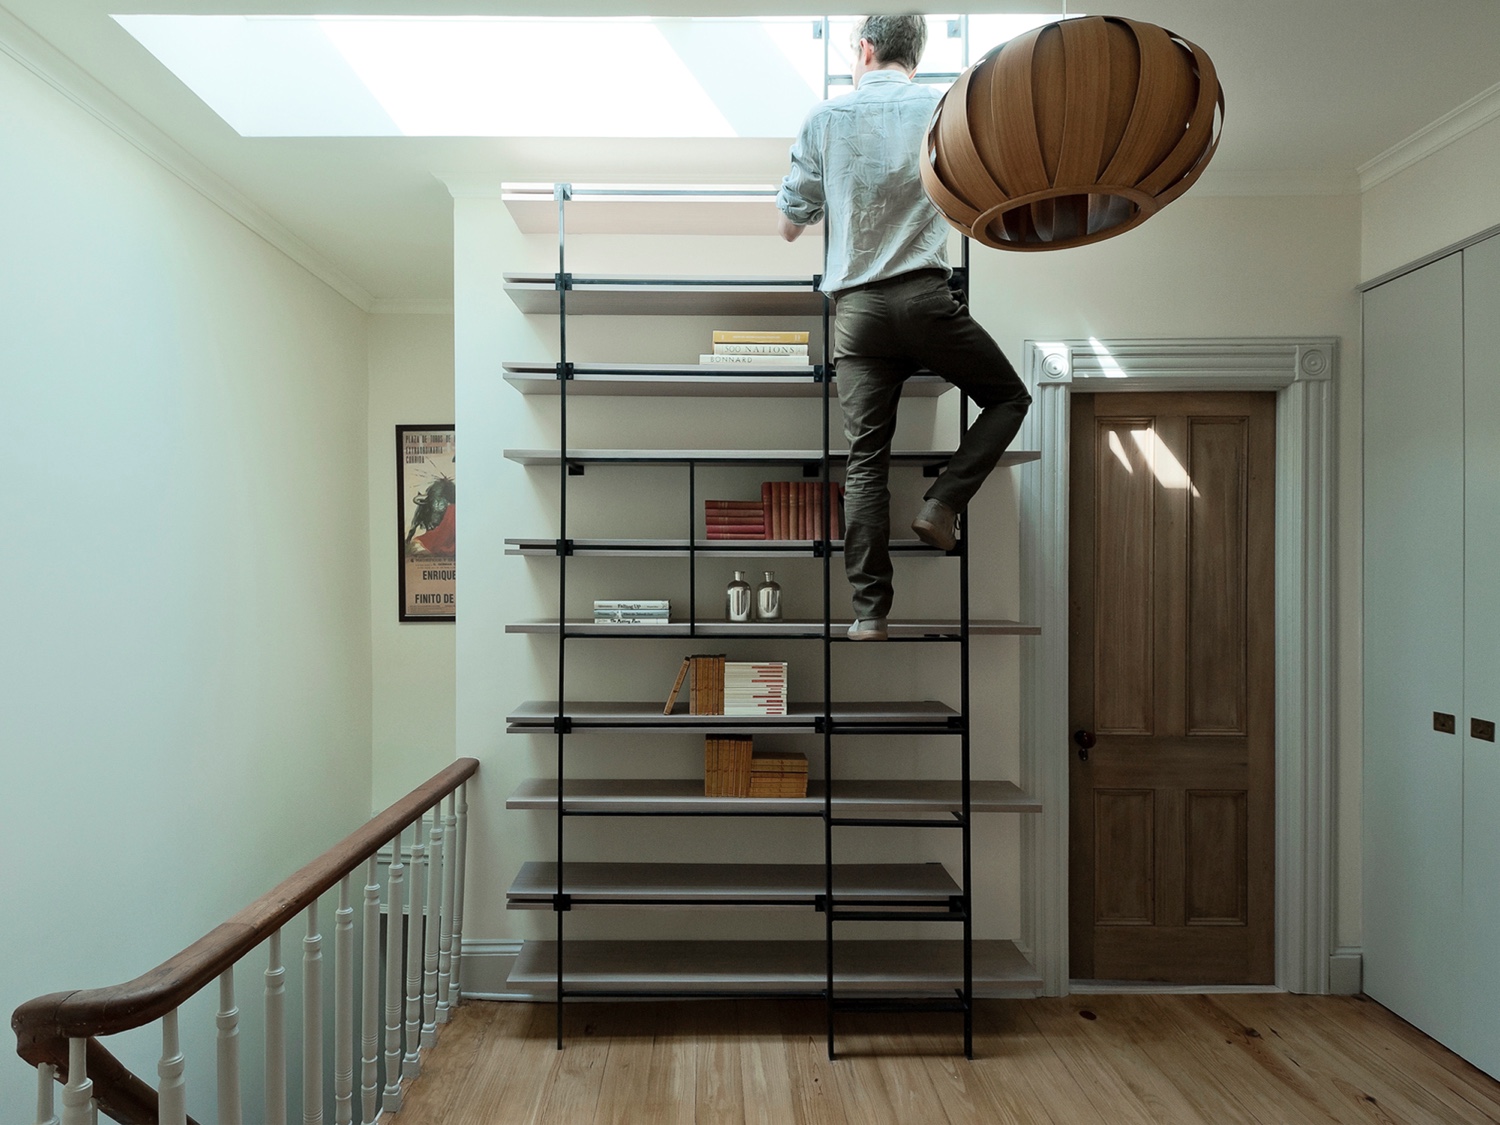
top-left (1359, 78), bottom-right (1500, 192)
top-left (0, 3), bottom-right (376, 312)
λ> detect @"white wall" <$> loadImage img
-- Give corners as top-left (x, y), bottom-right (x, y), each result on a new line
top-left (0, 47), bottom-right (372, 1119)
top-left (453, 187), bottom-right (1366, 965)
top-left (1363, 115), bottom-right (1500, 283)
top-left (367, 313), bottom-right (457, 812)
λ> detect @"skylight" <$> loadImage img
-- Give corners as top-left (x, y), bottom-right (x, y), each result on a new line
top-left (113, 14), bottom-right (1065, 138)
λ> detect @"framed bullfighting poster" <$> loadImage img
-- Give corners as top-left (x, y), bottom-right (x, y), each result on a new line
top-left (397, 424), bottom-right (455, 621)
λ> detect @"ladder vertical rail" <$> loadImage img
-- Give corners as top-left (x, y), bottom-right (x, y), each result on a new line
top-left (821, 242), bottom-right (836, 1062)
top-left (438, 790), bottom-right (459, 1023)
top-left (451, 780), bottom-right (470, 1005)
top-left (265, 930), bottom-right (287, 1125)
top-left (60, 1040), bottom-right (90, 1125)
top-left (157, 1009), bottom-right (187, 1125)
top-left (360, 857), bottom-right (381, 1123)
top-left (382, 828), bottom-right (405, 1113)
top-left (217, 967), bottom-right (242, 1125)
top-left (35, 1062), bottom-right (58, 1125)
top-left (334, 874), bottom-right (355, 1125)
top-left (402, 817), bottom-right (427, 1082)
top-left (959, 326), bottom-right (975, 1058)
top-left (303, 900), bottom-right (324, 1125)
top-left (555, 181), bottom-right (571, 1052)
top-left (422, 800), bottom-right (444, 1048)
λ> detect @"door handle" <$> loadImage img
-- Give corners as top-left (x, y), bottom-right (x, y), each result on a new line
top-left (1074, 729), bottom-right (1096, 762)
top-left (1473, 718), bottom-right (1496, 743)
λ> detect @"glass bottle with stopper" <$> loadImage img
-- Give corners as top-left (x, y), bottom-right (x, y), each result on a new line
top-left (755, 571), bottom-right (782, 621)
top-left (726, 570), bottom-right (752, 622)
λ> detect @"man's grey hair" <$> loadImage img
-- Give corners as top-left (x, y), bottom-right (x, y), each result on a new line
top-left (852, 14), bottom-right (927, 72)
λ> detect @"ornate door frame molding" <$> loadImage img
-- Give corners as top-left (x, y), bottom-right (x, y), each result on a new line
top-left (1018, 338), bottom-right (1337, 995)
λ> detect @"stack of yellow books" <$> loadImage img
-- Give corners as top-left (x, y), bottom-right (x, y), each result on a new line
top-left (748, 751), bottom-right (808, 798)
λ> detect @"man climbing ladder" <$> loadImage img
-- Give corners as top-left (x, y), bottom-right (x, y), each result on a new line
top-left (777, 13), bottom-right (1031, 640)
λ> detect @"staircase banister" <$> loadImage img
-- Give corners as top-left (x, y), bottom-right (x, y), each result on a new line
top-left (13, 757), bottom-right (479, 1119)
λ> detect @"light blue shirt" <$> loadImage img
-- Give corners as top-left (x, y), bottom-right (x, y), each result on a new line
top-left (777, 71), bottom-right (951, 295)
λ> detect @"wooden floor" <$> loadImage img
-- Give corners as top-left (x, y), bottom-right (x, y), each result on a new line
top-left (391, 993), bottom-right (1500, 1124)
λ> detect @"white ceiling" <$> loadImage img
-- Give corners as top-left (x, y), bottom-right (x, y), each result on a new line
top-left (6, 0), bottom-right (1500, 306)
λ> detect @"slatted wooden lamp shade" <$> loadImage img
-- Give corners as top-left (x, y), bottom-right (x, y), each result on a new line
top-left (920, 16), bottom-right (1223, 251)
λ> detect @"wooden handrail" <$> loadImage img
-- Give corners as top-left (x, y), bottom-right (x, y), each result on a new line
top-left (13, 757), bottom-right (479, 1124)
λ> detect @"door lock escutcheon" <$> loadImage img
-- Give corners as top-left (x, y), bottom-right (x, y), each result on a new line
top-left (1472, 718), bottom-right (1496, 743)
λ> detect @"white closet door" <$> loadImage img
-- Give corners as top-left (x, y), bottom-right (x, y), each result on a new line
top-left (1363, 254), bottom-right (1466, 1044)
top-left (1462, 235), bottom-right (1500, 1073)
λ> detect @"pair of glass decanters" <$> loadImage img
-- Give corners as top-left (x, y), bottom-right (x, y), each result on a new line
top-left (726, 570), bottom-right (781, 622)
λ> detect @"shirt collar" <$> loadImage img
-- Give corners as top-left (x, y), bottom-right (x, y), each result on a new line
top-left (855, 70), bottom-right (911, 89)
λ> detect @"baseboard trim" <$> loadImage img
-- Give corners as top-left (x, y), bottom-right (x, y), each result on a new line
top-left (1070, 981), bottom-right (1285, 995)
top-left (1328, 948), bottom-right (1364, 995)
top-left (458, 939), bottom-right (528, 1000)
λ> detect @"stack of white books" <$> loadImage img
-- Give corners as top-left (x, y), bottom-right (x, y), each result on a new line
top-left (723, 661), bottom-right (788, 716)
top-left (593, 599), bottom-right (670, 625)
top-left (699, 330), bottom-right (809, 366)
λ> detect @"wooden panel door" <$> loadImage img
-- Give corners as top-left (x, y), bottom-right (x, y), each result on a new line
top-left (1362, 256), bottom-right (1466, 1046)
top-left (1462, 236), bottom-right (1500, 1074)
top-left (1069, 392), bottom-right (1275, 983)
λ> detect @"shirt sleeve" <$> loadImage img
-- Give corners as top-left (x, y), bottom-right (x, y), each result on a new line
top-left (776, 111), bottom-right (825, 227)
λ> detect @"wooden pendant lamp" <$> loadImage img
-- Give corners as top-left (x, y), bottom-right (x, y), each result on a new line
top-left (920, 16), bottom-right (1224, 251)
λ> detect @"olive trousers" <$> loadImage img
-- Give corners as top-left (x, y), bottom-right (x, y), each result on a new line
top-left (833, 269), bottom-right (1031, 621)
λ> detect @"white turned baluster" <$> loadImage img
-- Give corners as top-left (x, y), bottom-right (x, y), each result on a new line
top-left (382, 829), bottom-right (406, 1113)
top-left (35, 1062), bottom-right (58, 1125)
top-left (450, 781), bottom-right (470, 1005)
top-left (334, 875), bottom-right (354, 1125)
top-left (303, 901), bottom-right (324, 1125)
top-left (265, 930), bottom-right (287, 1125)
top-left (158, 1009), bottom-right (187, 1125)
top-left (402, 816), bottom-right (427, 1082)
top-left (421, 801), bottom-right (444, 1048)
top-left (217, 968), bottom-right (243, 1125)
top-left (437, 791), bottom-right (459, 1024)
top-left (60, 1040), bottom-right (90, 1125)
top-left (361, 856), bottom-right (381, 1124)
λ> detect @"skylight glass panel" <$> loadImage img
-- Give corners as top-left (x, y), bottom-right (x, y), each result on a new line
top-left (113, 14), bottom-right (1069, 138)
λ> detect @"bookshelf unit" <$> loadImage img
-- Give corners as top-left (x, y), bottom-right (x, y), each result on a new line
top-left (502, 182), bottom-right (1042, 1058)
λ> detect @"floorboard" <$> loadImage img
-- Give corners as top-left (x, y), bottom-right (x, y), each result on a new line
top-left (388, 994), bottom-right (1500, 1125)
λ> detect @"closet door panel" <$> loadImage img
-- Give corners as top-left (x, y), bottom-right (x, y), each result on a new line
top-left (1462, 236), bottom-right (1500, 1073)
top-left (1363, 255), bottom-right (1465, 1043)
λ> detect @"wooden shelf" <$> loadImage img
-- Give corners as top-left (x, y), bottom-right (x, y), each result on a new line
top-left (506, 939), bottom-right (1041, 998)
top-left (502, 363), bottom-right (949, 399)
top-left (505, 860), bottom-right (959, 909)
top-left (506, 699), bottom-right (962, 733)
top-left (505, 537), bottom-right (947, 557)
top-left (504, 273), bottom-right (824, 317)
top-left (504, 448), bottom-right (1042, 468)
top-left (507, 777), bottom-right (1041, 815)
top-left (505, 619), bottom-right (1038, 638)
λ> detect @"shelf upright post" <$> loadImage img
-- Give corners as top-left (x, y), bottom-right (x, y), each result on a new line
top-left (554, 182), bottom-right (573, 1051)
top-left (689, 461), bottom-right (697, 639)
